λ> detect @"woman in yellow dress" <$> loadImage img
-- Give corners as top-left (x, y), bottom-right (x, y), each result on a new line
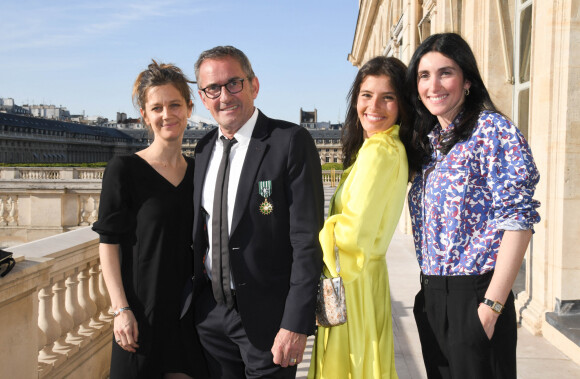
top-left (308, 56), bottom-right (411, 379)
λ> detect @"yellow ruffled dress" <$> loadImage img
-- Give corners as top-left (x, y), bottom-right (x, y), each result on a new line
top-left (308, 126), bottom-right (408, 379)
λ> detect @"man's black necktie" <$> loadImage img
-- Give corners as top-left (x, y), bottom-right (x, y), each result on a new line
top-left (211, 136), bottom-right (237, 308)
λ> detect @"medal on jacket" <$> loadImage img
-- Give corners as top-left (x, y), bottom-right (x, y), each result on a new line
top-left (258, 180), bottom-right (273, 215)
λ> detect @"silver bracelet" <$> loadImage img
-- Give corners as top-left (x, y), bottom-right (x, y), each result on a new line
top-left (113, 306), bottom-right (132, 317)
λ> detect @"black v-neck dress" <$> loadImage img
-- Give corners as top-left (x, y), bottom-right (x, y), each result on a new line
top-left (93, 154), bottom-right (208, 378)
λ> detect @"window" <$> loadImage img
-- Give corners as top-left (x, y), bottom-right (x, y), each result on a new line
top-left (513, 0), bottom-right (533, 139)
top-left (417, 6), bottom-right (432, 43)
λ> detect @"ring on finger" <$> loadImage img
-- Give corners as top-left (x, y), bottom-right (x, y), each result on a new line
top-left (290, 358), bottom-right (297, 364)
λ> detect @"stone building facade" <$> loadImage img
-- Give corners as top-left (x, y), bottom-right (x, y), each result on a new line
top-left (310, 129), bottom-right (342, 164)
top-left (0, 113), bottom-right (142, 164)
top-left (349, 0), bottom-right (580, 363)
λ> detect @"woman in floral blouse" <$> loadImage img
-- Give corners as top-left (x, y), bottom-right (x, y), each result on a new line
top-left (404, 33), bottom-right (540, 379)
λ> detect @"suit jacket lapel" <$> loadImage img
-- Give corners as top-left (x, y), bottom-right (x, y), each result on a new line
top-left (231, 111), bottom-right (269, 234)
top-left (193, 129), bottom-right (218, 218)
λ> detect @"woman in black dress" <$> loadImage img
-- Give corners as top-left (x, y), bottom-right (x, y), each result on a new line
top-left (93, 61), bottom-right (208, 378)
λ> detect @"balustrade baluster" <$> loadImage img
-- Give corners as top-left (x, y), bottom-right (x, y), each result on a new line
top-left (38, 285), bottom-right (66, 368)
top-left (77, 266), bottom-right (98, 336)
top-left (52, 279), bottom-right (79, 355)
top-left (65, 273), bottom-right (89, 346)
top-left (88, 264), bottom-right (106, 328)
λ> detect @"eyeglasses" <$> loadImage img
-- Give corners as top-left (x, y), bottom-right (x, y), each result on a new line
top-left (200, 78), bottom-right (247, 99)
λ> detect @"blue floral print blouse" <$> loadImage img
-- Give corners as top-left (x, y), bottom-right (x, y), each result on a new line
top-left (408, 111), bottom-right (541, 276)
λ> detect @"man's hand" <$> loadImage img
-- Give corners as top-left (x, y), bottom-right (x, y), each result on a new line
top-left (271, 328), bottom-right (307, 367)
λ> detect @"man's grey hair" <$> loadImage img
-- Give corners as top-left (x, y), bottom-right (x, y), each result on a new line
top-left (194, 46), bottom-right (256, 87)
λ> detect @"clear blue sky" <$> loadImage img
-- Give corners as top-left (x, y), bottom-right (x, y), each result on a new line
top-left (0, 0), bottom-right (360, 125)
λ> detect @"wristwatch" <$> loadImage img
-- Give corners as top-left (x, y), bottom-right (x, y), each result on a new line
top-left (482, 298), bottom-right (504, 314)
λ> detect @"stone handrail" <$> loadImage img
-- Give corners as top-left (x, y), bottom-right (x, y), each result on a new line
top-left (0, 167), bottom-right (104, 180)
top-left (1, 228), bottom-right (113, 379)
top-left (2, 167), bottom-right (333, 184)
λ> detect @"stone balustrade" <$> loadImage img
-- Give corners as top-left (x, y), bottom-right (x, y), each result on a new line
top-left (321, 170), bottom-right (342, 187)
top-left (1, 227), bottom-right (112, 378)
top-left (0, 167), bottom-right (104, 180)
top-left (0, 168), bottom-right (103, 247)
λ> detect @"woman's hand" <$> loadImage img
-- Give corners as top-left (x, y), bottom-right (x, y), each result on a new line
top-left (477, 230), bottom-right (532, 341)
top-left (477, 303), bottom-right (500, 340)
top-left (99, 244), bottom-right (139, 352)
top-left (114, 310), bottom-right (140, 352)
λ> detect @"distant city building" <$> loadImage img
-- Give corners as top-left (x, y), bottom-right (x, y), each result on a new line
top-left (101, 117), bottom-right (216, 130)
top-left (300, 108), bottom-right (318, 128)
top-left (0, 113), bottom-right (141, 163)
top-left (102, 114), bottom-right (144, 129)
top-left (120, 128), bottom-right (213, 158)
top-left (21, 104), bottom-right (70, 120)
top-left (310, 129), bottom-right (342, 164)
top-left (0, 97), bottom-right (341, 164)
top-left (116, 112), bottom-right (127, 123)
top-left (300, 107), bottom-right (342, 130)
top-left (83, 116), bottom-right (109, 126)
top-left (69, 115), bottom-right (84, 123)
top-left (0, 98), bottom-right (31, 115)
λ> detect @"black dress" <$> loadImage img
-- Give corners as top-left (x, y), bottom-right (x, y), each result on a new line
top-left (93, 154), bottom-right (208, 379)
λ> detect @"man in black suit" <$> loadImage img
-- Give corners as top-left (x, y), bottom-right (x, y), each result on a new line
top-left (192, 46), bottom-right (324, 378)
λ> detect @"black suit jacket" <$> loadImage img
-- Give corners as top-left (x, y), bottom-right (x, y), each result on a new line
top-left (192, 110), bottom-right (324, 350)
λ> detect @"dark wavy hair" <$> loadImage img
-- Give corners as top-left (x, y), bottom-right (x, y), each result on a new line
top-left (405, 33), bottom-right (500, 174)
top-left (132, 60), bottom-right (194, 129)
top-left (342, 56), bottom-right (412, 168)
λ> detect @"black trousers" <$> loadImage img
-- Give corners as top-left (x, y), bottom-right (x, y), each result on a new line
top-left (194, 282), bottom-right (298, 379)
top-left (413, 271), bottom-right (517, 379)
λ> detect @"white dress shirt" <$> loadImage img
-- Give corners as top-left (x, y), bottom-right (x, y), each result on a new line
top-left (201, 108), bottom-right (258, 286)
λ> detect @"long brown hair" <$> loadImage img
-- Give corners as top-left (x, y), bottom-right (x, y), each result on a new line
top-left (342, 56), bottom-right (412, 168)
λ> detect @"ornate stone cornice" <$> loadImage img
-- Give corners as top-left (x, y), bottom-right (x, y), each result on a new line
top-left (349, 0), bottom-right (381, 67)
